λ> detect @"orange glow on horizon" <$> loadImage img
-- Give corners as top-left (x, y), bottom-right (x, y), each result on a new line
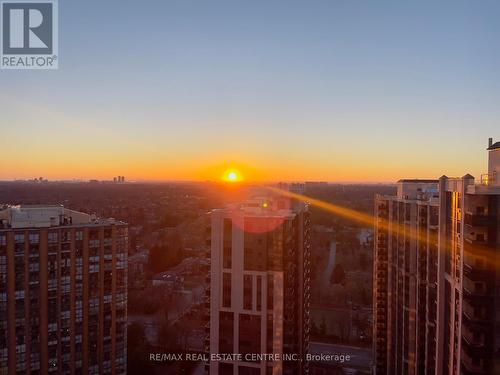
top-left (0, 152), bottom-right (483, 183)
top-left (222, 169), bottom-right (243, 183)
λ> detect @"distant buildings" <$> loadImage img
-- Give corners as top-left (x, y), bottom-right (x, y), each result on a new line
top-left (0, 205), bottom-right (128, 375)
top-left (277, 182), bottom-right (306, 196)
top-left (304, 182), bottom-right (328, 191)
top-left (13, 177), bottom-right (49, 184)
top-left (373, 180), bottom-right (440, 375)
top-left (128, 250), bottom-right (149, 290)
top-left (206, 198), bottom-right (311, 374)
top-left (113, 176), bottom-right (126, 184)
top-left (373, 139), bottom-right (500, 375)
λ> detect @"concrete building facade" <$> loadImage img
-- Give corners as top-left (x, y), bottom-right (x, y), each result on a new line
top-left (374, 140), bottom-right (500, 375)
top-left (0, 205), bottom-right (128, 375)
top-left (374, 180), bottom-right (440, 375)
top-left (206, 198), bottom-right (311, 375)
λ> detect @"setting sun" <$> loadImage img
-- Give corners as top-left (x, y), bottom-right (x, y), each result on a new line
top-left (222, 169), bottom-right (243, 183)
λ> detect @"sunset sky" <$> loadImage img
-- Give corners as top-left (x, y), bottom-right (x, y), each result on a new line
top-left (1, 0), bottom-right (499, 182)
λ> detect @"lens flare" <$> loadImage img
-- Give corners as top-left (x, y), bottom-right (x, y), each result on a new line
top-left (222, 169), bottom-right (242, 182)
top-left (267, 186), bottom-right (500, 269)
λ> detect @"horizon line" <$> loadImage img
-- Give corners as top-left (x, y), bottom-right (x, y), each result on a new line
top-left (0, 178), bottom-right (417, 185)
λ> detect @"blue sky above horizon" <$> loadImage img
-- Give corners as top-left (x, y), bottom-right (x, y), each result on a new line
top-left (1, 0), bottom-right (499, 182)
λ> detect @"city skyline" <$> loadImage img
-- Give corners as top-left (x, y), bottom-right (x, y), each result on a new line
top-left (1, 0), bottom-right (499, 182)
top-left (0, 139), bottom-right (498, 375)
top-left (2, 1), bottom-right (500, 374)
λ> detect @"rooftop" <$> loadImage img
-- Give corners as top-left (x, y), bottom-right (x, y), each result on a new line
top-left (397, 179), bottom-right (439, 183)
top-left (487, 141), bottom-right (500, 150)
top-left (228, 197), bottom-right (307, 217)
top-left (395, 179), bottom-right (439, 201)
top-left (0, 205), bottom-right (125, 229)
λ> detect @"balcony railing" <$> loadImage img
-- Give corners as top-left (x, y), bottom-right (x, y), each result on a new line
top-left (462, 325), bottom-right (486, 350)
top-left (465, 212), bottom-right (496, 227)
top-left (463, 276), bottom-right (488, 297)
top-left (463, 263), bottom-right (494, 282)
top-left (480, 172), bottom-right (497, 186)
top-left (461, 349), bottom-right (484, 374)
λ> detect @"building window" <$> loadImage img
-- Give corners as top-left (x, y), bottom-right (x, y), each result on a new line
top-left (48, 232), bottom-right (58, 244)
top-left (28, 233), bottom-right (39, 244)
top-left (256, 276), bottom-right (262, 311)
top-left (223, 246), bottom-right (232, 269)
top-left (223, 219), bottom-right (232, 268)
top-left (14, 234), bottom-right (25, 244)
top-left (218, 312), bottom-right (234, 353)
top-left (243, 275), bottom-right (252, 310)
top-left (238, 314), bottom-right (261, 358)
top-left (244, 218), bottom-right (269, 271)
top-left (61, 230), bottom-right (72, 243)
top-left (267, 274), bottom-right (274, 310)
top-left (89, 239), bottom-right (100, 248)
top-left (266, 313), bottom-right (273, 353)
top-left (219, 363), bottom-right (233, 375)
top-left (222, 273), bottom-right (231, 308)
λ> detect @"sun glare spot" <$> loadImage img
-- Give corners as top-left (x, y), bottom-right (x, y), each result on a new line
top-left (222, 169), bottom-right (242, 183)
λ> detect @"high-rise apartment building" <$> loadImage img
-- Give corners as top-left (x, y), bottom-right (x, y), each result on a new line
top-left (373, 180), bottom-right (440, 375)
top-left (374, 139), bottom-right (500, 375)
top-left (206, 198), bottom-right (311, 375)
top-left (0, 205), bottom-right (128, 375)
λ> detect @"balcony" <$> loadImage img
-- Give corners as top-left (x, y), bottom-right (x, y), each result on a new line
top-left (462, 325), bottom-right (486, 350)
top-left (461, 341), bottom-right (489, 374)
top-left (463, 263), bottom-right (494, 283)
top-left (462, 302), bottom-right (491, 328)
top-left (464, 236), bottom-right (494, 251)
top-left (464, 213), bottom-right (496, 227)
top-left (463, 276), bottom-right (489, 298)
top-left (479, 173), bottom-right (497, 186)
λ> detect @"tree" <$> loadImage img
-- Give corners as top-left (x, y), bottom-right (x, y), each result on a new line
top-left (310, 320), bottom-right (319, 336)
top-left (319, 316), bottom-right (327, 336)
top-left (128, 323), bottom-right (154, 374)
top-left (359, 252), bottom-right (368, 271)
top-left (330, 263), bottom-right (346, 285)
top-left (335, 310), bottom-right (352, 342)
top-left (359, 284), bottom-right (370, 306)
top-left (329, 284), bottom-right (347, 306)
top-left (128, 322), bottom-right (146, 347)
top-left (148, 232), bottom-right (183, 273)
top-left (162, 212), bottom-right (183, 227)
top-left (158, 320), bottom-right (179, 350)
